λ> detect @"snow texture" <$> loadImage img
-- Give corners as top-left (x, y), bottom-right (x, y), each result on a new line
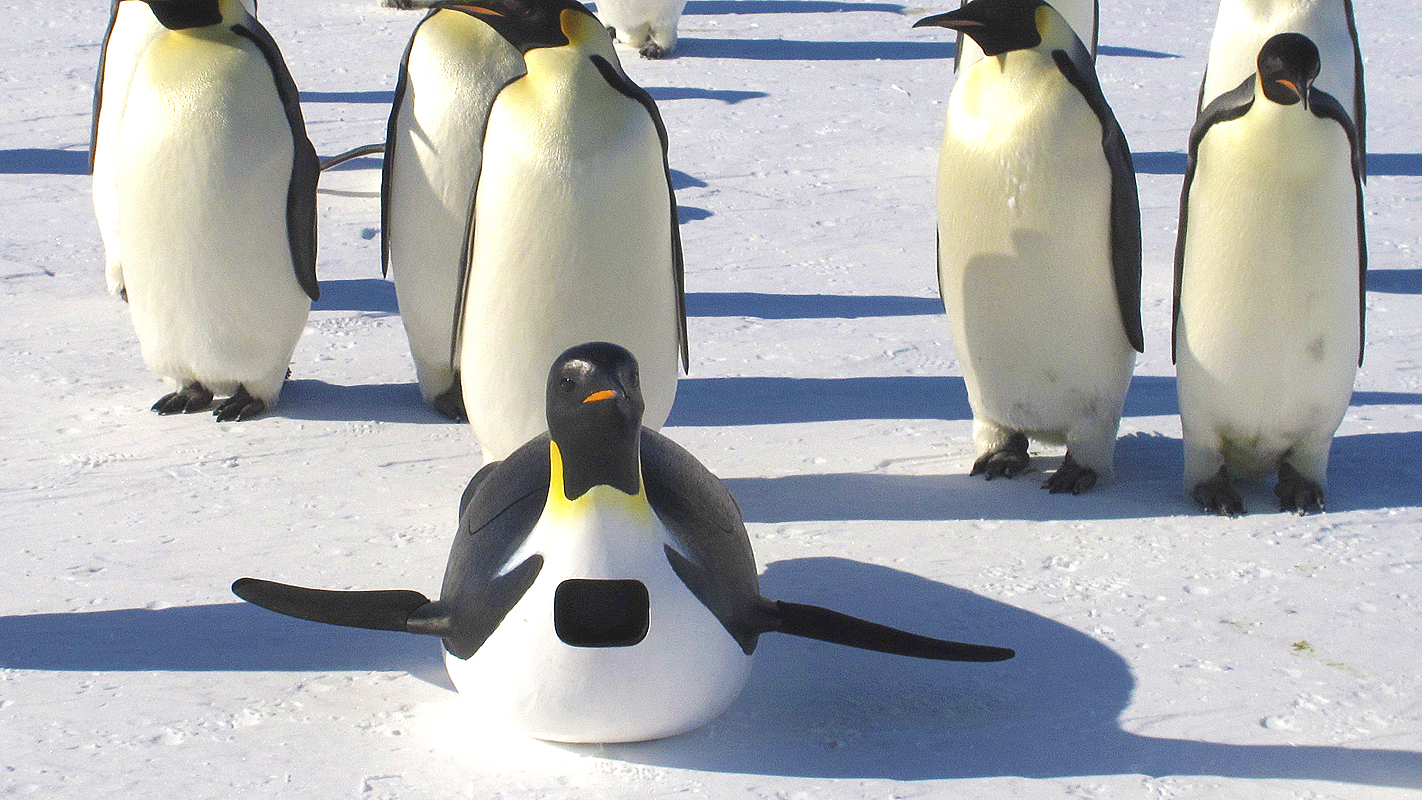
top-left (1, 0), bottom-right (1420, 797)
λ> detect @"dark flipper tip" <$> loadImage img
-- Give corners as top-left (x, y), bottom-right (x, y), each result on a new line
top-left (232, 577), bottom-right (433, 633)
top-left (773, 601), bottom-right (1014, 662)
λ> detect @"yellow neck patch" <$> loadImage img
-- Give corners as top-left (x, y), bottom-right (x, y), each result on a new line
top-left (545, 440), bottom-right (650, 520)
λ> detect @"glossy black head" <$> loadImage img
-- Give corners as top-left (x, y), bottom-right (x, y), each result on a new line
top-left (440, 0), bottom-right (595, 52)
top-left (140, 0), bottom-right (224, 29)
top-left (913, 0), bottom-right (1045, 57)
top-left (545, 342), bottom-right (645, 500)
top-left (1258, 32), bottom-right (1320, 109)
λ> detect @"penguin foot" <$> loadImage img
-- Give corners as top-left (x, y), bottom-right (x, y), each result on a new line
top-left (432, 383), bottom-right (467, 422)
top-left (639, 43), bottom-right (669, 59)
top-left (213, 387), bottom-right (267, 422)
top-left (970, 432), bottom-right (1030, 480)
top-left (152, 383), bottom-right (214, 415)
top-left (1044, 453), bottom-right (1097, 494)
top-left (1275, 463), bottom-right (1325, 515)
top-left (1192, 467), bottom-right (1244, 516)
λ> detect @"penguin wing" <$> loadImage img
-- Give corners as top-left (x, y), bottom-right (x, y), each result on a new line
top-left (232, 22), bottom-right (320, 302)
top-left (1053, 45), bottom-right (1144, 352)
top-left (1309, 89), bottom-right (1368, 366)
top-left (589, 55), bottom-right (690, 372)
top-left (89, 0), bottom-right (124, 173)
top-left (232, 578), bottom-right (433, 631)
top-left (1172, 76), bottom-right (1257, 363)
top-left (1343, 0), bottom-right (1366, 178)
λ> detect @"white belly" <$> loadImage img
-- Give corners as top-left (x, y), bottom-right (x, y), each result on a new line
top-left (444, 489), bottom-right (752, 743)
top-left (1176, 101), bottom-right (1360, 475)
top-left (1201, 0), bottom-right (1358, 116)
top-left (116, 30), bottom-right (309, 402)
top-left (936, 54), bottom-right (1135, 438)
top-left (459, 70), bottom-right (680, 461)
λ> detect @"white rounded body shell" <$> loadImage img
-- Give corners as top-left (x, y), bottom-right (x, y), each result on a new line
top-left (1200, 0), bottom-right (1358, 115)
top-left (1176, 90), bottom-right (1360, 491)
top-left (460, 46), bottom-right (680, 462)
top-left (936, 44), bottom-right (1135, 475)
top-left (385, 10), bottom-right (523, 403)
top-left (115, 23), bottom-right (309, 404)
top-left (595, 0), bottom-right (690, 55)
top-left (956, 0), bottom-right (1096, 70)
top-left (443, 484), bottom-right (753, 743)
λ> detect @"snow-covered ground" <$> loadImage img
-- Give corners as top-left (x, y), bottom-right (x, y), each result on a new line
top-left (2, 0), bottom-right (1420, 796)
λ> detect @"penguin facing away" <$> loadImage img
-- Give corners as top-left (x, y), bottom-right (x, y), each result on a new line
top-left (381, 3), bottom-right (526, 421)
top-left (444, 0), bottom-right (687, 463)
top-left (102, 0), bottom-right (317, 421)
top-left (1198, 0), bottom-right (1364, 175)
top-left (234, 343), bottom-right (1014, 744)
top-left (1174, 33), bottom-right (1365, 516)
top-left (596, 0), bottom-right (689, 59)
top-left (915, 0), bottom-right (1143, 494)
top-left (954, 0), bottom-right (1098, 72)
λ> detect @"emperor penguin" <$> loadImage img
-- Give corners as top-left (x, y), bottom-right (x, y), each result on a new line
top-left (915, 0), bottom-right (1143, 494)
top-left (596, 0), bottom-right (688, 59)
top-left (1174, 33), bottom-right (1365, 516)
top-left (102, 0), bottom-right (317, 421)
top-left (954, 0), bottom-right (1098, 71)
top-left (437, 0), bottom-right (686, 462)
top-left (90, 0), bottom-right (257, 301)
top-left (1198, 0), bottom-right (1364, 173)
top-left (234, 343), bottom-right (1014, 744)
top-left (381, 3), bottom-right (525, 420)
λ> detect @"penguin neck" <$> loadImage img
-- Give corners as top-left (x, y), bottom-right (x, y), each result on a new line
top-left (147, 0), bottom-right (245, 31)
top-left (517, 47), bottom-right (616, 110)
top-left (548, 434), bottom-right (642, 504)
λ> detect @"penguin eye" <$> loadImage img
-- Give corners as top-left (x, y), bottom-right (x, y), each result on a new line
top-left (560, 376), bottom-right (576, 393)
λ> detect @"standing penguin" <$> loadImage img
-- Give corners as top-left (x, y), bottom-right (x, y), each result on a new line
top-left (1198, 0), bottom-right (1364, 172)
top-left (102, 0), bottom-right (317, 420)
top-left (433, 0), bottom-right (686, 463)
top-left (1174, 33), bottom-right (1364, 516)
top-left (234, 343), bottom-right (1014, 744)
top-left (596, 0), bottom-right (688, 59)
top-left (954, 0), bottom-right (1098, 71)
top-left (915, 0), bottom-right (1143, 494)
top-left (381, 3), bottom-right (526, 420)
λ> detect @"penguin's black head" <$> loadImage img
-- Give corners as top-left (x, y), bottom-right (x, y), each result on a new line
top-left (545, 342), bottom-right (645, 500)
top-left (139, 0), bottom-right (225, 30)
top-left (442, 0), bottom-right (598, 53)
top-left (1257, 32), bottom-right (1321, 109)
top-left (913, 0), bottom-right (1045, 57)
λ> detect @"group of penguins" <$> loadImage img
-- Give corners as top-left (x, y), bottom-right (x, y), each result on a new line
top-left (89, 0), bottom-right (1366, 742)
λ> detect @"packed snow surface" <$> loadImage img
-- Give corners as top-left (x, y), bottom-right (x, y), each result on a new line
top-left (2, 0), bottom-right (1420, 797)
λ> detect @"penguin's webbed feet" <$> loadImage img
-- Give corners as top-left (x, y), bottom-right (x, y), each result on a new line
top-left (970, 432), bottom-right (1030, 480)
top-left (639, 43), bottom-right (669, 59)
top-left (432, 382), bottom-right (467, 422)
top-left (1044, 452), bottom-right (1097, 494)
top-left (213, 386), bottom-right (266, 422)
top-left (152, 383), bottom-right (214, 415)
top-left (1275, 462), bottom-right (1325, 515)
top-left (1192, 467), bottom-right (1244, 516)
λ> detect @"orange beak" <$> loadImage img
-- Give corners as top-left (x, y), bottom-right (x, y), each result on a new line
top-left (583, 389), bottom-right (617, 404)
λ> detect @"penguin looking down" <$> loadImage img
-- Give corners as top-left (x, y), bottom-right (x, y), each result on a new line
top-left (96, 0), bottom-right (317, 421)
top-left (915, 0), bottom-right (1142, 494)
top-left (234, 343), bottom-right (1014, 743)
top-left (1174, 33), bottom-right (1365, 516)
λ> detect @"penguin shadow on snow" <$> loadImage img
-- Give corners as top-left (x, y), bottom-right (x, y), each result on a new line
top-left (645, 86), bottom-right (769, 104)
top-left (686, 291), bottom-right (942, 319)
top-left (672, 37), bottom-right (1173, 61)
top-left (299, 89), bottom-right (395, 104)
top-left (568, 558), bottom-right (1422, 788)
top-left (0, 147), bottom-right (87, 175)
top-left (313, 278), bottom-right (398, 315)
top-left (683, 0), bottom-right (906, 14)
top-left (1134, 151), bottom-right (1420, 178)
top-left (1367, 267), bottom-right (1422, 295)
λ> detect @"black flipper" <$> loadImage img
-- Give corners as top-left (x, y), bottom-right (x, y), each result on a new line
top-left (90, 0), bottom-right (123, 173)
top-left (232, 577), bottom-right (434, 632)
top-left (232, 22), bottom-right (320, 302)
top-left (1054, 43), bottom-right (1143, 353)
top-left (1307, 88), bottom-right (1368, 366)
top-left (768, 601), bottom-right (1015, 662)
top-left (1343, 0), bottom-right (1365, 179)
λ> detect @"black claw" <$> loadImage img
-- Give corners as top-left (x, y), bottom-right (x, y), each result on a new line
top-left (432, 381), bottom-right (467, 422)
top-left (1276, 462), bottom-right (1326, 515)
top-left (1045, 453), bottom-right (1097, 495)
top-left (1192, 467), bottom-right (1245, 516)
top-left (970, 432), bottom-right (1030, 480)
top-left (640, 43), bottom-right (668, 59)
top-left (152, 383), bottom-right (213, 415)
top-left (213, 386), bottom-right (266, 422)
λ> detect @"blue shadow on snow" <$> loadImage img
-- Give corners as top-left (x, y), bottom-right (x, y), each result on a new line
top-left (1134, 151), bottom-right (1422, 177)
top-left (687, 291), bottom-right (941, 319)
top-left (0, 148), bottom-right (87, 175)
top-left (1368, 269), bottom-right (1422, 294)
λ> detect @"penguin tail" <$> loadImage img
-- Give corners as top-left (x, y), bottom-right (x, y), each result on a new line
top-left (232, 577), bottom-right (445, 635)
top-left (768, 600), bottom-right (1015, 662)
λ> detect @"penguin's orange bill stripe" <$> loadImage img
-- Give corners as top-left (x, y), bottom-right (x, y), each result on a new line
top-left (1277, 79), bottom-right (1300, 95)
top-left (583, 390), bottom-right (616, 404)
top-left (451, 5), bottom-right (504, 15)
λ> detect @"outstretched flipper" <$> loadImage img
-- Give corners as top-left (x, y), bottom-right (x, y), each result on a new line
top-left (766, 600), bottom-right (1015, 662)
top-left (232, 578), bottom-right (433, 632)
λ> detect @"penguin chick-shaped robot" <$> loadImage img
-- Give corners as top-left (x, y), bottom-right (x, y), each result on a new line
top-left (1198, 0), bottom-right (1364, 173)
top-left (915, 0), bottom-right (1143, 494)
top-left (596, 0), bottom-right (688, 59)
top-left (381, 2), bottom-right (527, 420)
top-left (398, 0), bottom-right (685, 461)
top-left (1174, 33), bottom-right (1364, 516)
top-left (99, 0), bottom-right (318, 420)
top-left (954, 0), bottom-right (1097, 72)
top-left (234, 343), bottom-right (1014, 743)
top-left (90, 0), bottom-right (257, 301)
